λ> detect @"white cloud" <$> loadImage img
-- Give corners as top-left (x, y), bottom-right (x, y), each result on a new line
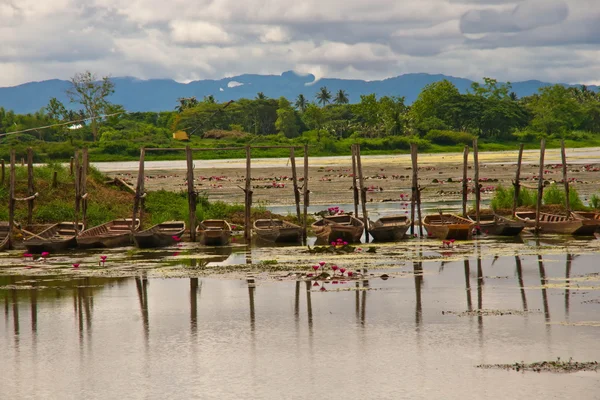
top-left (227, 81), bottom-right (244, 88)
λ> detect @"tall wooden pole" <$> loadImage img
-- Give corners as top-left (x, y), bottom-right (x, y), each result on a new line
top-left (351, 144), bottom-right (359, 218)
top-left (132, 148), bottom-right (145, 233)
top-left (289, 148), bottom-right (302, 225)
top-left (560, 140), bottom-right (571, 215)
top-left (69, 157), bottom-right (74, 176)
top-left (355, 144), bottom-right (369, 242)
top-left (1, 159), bottom-right (5, 185)
top-left (410, 144), bottom-right (418, 235)
top-left (535, 139), bottom-right (546, 233)
top-left (26, 148), bottom-right (34, 226)
top-left (81, 149), bottom-right (88, 229)
top-left (412, 144), bottom-right (423, 237)
top-left (8, 150), bottom-right (16, 249)
top-left (74, 151), bottom-right (81, 235)
top-left (244, 145), bottom-right (252, 242)
top-left (302, 145), bottom-right (309, 245)
top-left (462, 146), bottom-right (469, 218)
top-left (186, 146), bottom-right (197, 241)
top-left (473, 139), bottom-right (481, 233)
top-left (512, 144), bottom-right (524, 217)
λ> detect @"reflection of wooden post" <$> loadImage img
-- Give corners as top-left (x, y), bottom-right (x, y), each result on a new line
top-left (302, 145), bottom-right (309, 245)
top-left (248, 285), bottom-right (256, 331)
top-left (186, 146), bottom-right (197, 241)
top-left (414, 259), bottom-right (423, 326)
top-left (27, 148), bottom-right (34, 226)
top-left (81, 149), bottom-right (88, 229)
top-left (535, 139), bottom-right (546, 233)
top-left (290, 148), bottom-right (302, 225)
top-left (512, 144), bottom-right (524, 217)
top-left (537, 255), bottom-right (550, 321)
top-left (355, 144), bottom-right (369, 242)
top-left (132, 148), bottom-right (145, 233)
top-left (305, 280), bottom-right (313, 328)
top-left (463, 259), bottom-right (473, 311)
top-left (515, 255), bottom-right (528, 312)
top-left (565, 253), bottom-right (572, 317)
top-left (244, 145), bottom-right (252, 242)
top-left (294, 280), bottom-right (300, 319)
top-left (351, 145), bottom-right (359, 217)
top-left (8, 151), bottom-right (16, 249)
top-left (190, 278), bottom-right (198, 334)
top-left (560, 140), bottom-right (571, 214)
top-left (462, 145), bottom-right (469, 217)
top-left (473, 139), bottom-right (480, 232)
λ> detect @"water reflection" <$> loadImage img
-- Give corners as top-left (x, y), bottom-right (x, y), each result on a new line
top-left (190, 278), bottom-right (201, 335)
top-left (464, 259), bottom-right (473, 312)
top-left (135, 276), bottom-right (149, 343)
top-left (565, 254), bottom-right (572, 319)
top-left (414, 259), bottom-right (423, 327)
top-left (515, 256), bottom-right (528, 312)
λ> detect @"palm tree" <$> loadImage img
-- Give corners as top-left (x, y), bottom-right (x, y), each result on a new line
top-left (175, 97), bottom-right (199, 112)
top-left (295, 94), bottom-right (308, 112)
top-left (256, 92), bottom-right (267, 100)
top-left (334, 89), bottom-right (349, 105)
top-left (203, 95), bottom-right (215, 104)
top-left (316, 86), bottom-right (331, 106)
top-left (509, 92), bottom-right (518, 101)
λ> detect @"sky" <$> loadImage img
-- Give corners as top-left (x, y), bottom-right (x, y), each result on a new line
top-left (0, 0), bottom-right (599, 87)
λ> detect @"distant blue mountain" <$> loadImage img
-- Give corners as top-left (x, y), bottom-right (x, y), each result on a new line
top-left (0, 71), bottom-right (597, 114)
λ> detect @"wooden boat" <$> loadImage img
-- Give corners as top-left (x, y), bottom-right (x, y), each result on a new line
top-left (77, 219), bottom-right (140, 249)
top-left (423, 214), bottom-right (474, 240)
top-left (467, 214), bottom-right (524, 236)
top-left (254, 219), bottom-right (302, 243)
top-left (514, 211), bottom-right (593, 235)
top-left (311, 214), bottom-right (364, 244)
top-left (133, 221), bottom-right (186, 248)
top-left (569, 212), bottom-right (600, 235)
top-left (368, 215), bottom-right (411, 242)
top-left (24, 222), bottom-right (84, 253)
top-left (0, 222), bottom-right (10, 251)
top-left (197, 220), bottom-right (231, 246)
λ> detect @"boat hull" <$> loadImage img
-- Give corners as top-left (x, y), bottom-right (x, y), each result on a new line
top-left (469, 215), bottom-right (524, 236)
top-left (254, 219), bottom-right (302, 243)
top-left (516, 212), bottom-right (588, 235)
top-left (198, 232), bottom-right (231, 246)
top-left (134, 232), bottom-right (178, 248)
top-left (78, 233), bottom-right (133, 249)
top-left (25, 237), bottom-right (77, 253)
top-left (312, 215), bottom-right (364, 244)
top-left (423, 214), bottom-right (474, 240)
top-left (370, 225), bottom-right (410, 242)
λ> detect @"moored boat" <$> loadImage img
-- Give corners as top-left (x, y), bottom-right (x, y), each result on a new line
top-left (369, 215), bottom-right (411, 242)
top-left (0, 222), bottom-right (10, 251)
top-left (311, 214), bottom-right (364, 244)
top-left (24, 222), bottom-right (84, 253)
top-left (133, 221), bottom-right (186, 248)
top-left (197, 220), bottom-right (232, 246)
top-left (467, 214), bottom-right (524, 236)
top-left (254, 219), bottom-right (302, 243)
top-left (77, 219), bottom-right (140, 249)
top-left (423, 214), bottom-right (474, 240)
top-left (569, 211), bottom-right (600, 235)
top-left (514, 211), bottom-right (590, 235)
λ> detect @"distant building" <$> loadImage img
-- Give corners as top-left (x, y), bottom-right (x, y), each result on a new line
top-left (173, 130), bottom-right (189, 141)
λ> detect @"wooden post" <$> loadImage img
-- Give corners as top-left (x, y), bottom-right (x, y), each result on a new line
top-left (26, 148), bottom-right (34, 226)
top-left (411, 144), bottom-right (423, 237)
top-left (535, 139), bottom-right (546, 233)
top-left (21, 158), bottom-right (24, 167)
top-left (74, 151), bottom-right (81, 234)
top-left (81, 149), bottom-right (88, 229)
top-left (351, 144), bottom-right (359, 217)
top-left (69, 157), bottom-right (74, 176)
top-left (186, 146), bottom-right (197, 242)
top-left (132, 148), bottom-right (145, 233)
top-left (52, 171), bottom-right (58, 188)
top-left (8, 151), bottom-right (16, 249)
top-left (289, 148), bottom-right (302, 225)
top-left (244, 145), bottom-right (252, 242)
top-left (512, 144), bottom-right (524, 217)
top-left (462, 145), bottom-right (469, 217)
top-left (560, 140), bottom-right (571, 215)
top-left (1, 159), bottom-right (4, 185)
top-left (473, 139), bottom-right (481, 233)
top-left (355, 144), bottom-right (369, 243)
top-left (302, 145), bottom-right (309, 245)
top-left (410, 144), bottom-right (417, 235)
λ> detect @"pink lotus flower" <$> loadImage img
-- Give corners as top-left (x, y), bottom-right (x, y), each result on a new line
top-left (319, 261), bottom-right (326, 266)
top-left (307, 273), bottom-right (313, 277)
top-left (343, 241), bottom-right (348, 245)
top-left (339, 268), bottom-right (346, 275)
top-left (312, 265), bottom-right (319, 271)
top-left (100, 255), bottom-right (107, 261)
top-left (26, 265), bottom-right (33, 269)
top-left (41, 251), bottom-right (50, 258)
top-left (23, 253), bottom-right (33, 258)
top-left (320, 286), bottom-right (327, 292)
top-left (72, 263), bottom-right (80, 268)
top-left (331, 265), bottom-right (339, 272)
top-left (173, 252), bottom-right (180, 257)
top-left (331, 241), bottom-right (336, 246)
top-left (172, 235), bottom-right (181, 241)
top-left (332, 281), bottom-right (338, 284)
top-left (313, 282), bottom-right (320, 287)
top-left (231, 225), bottom-right (237, 230)
top-left (348, 271), bottom-right (354, 277)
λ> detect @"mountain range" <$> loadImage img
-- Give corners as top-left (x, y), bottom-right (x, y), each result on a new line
top-left (0, 71), bottom-right (597, 114)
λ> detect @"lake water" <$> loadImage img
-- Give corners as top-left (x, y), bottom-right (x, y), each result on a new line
top-left (2, 250), bottom-right (599, 399)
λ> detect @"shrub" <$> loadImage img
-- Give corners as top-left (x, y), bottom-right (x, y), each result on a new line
top-left (590, 194), bottom-right (600, 209)
top-left (490, 185), bottom-right (537, 210)
top-left (542, 183), bottom-right (586, 211)
top-left (425, 130), bottom-right (475, 146)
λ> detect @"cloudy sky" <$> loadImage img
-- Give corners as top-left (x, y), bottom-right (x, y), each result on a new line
top-left (0, 0), bottom-right (599, 86)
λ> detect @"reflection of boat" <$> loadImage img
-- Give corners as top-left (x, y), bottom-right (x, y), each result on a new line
top-left (0, 222), bottom-right (9, 251)
top-left (254, 219), bottom-right (302, 243)
top-left (24, 222), bottom-right (84, 253)
top-left (133, 221), bottom-right (186, 248)
top-left (368, 215), bottom-right (411, 242)
top-left (77, 219), bottom-right (140, 249)
top-left (423, 214), bottom-right (473, 240)
top-left (515, 212), bottom-right (594, 235)
top-left (197, 220), bottom-right (231, 246)
top-left (311, 214), bottom-right (364, 243)
top-left (467, 214), bottom-right (524, 236)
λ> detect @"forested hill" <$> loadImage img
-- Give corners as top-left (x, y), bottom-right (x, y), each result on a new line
top-left (0, 71), bottom-right (597, 114)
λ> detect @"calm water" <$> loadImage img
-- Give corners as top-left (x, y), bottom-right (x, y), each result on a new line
top-left (2, 252), bottom-right (600, 399)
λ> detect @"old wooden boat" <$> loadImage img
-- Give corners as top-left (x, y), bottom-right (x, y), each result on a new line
top-left (77, 219), bottom-right (140, 249)
top-left (423, 214), bottom-right (474, 240)
top-left (467, 214), bottom-right (525, 236)
top-left (369, 215), bottom-right (411, 242)
top-left (254, 219), bottom-right (302, 243)
top-left (197, 220), bottom-right (231, 246)
top-left (133, 221), bottom-right (186, 248)
top-left (0, 222), bottom-right (10, 251)
top-left (312, 214), bottom-right (364, 244)
top-left (514, 211), bottom-right (594, 235)
top-left (570, 212), bottom-right (600, 235)
top-left (24, 222), bottom-right (84, 253)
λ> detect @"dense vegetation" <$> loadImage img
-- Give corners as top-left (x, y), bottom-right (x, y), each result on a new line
top-left (2, 74), bottom-right (600, 162)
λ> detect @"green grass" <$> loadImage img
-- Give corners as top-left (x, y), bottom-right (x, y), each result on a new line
top-left (543, 183), bottom-right (587, 211)
top-left (490, 185), bottom-right (537, 210)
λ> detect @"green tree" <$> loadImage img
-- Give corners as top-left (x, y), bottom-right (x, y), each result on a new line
top-left (316, 87), bottom-right (331, 106)
top-left (469, 77), bottom-right (512, 100)
top-left (302, 104), bottom-right (325, 140)
top-left (275, 97), bottom-right (299, 138)
top-left (256, 92), bottom-right (267, 100)
top-left (175, 97), bottom-right (199, 112)
top-left (295, 94), bottom-right (308, 112)
top-left (528, 85), bottom-right (582, 136)
top-left (409, 80), bottom-right (461, 135)
top-left (334, 89), bottom-right (349, 105)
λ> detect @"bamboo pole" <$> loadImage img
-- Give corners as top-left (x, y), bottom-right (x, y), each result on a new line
top-left (26, 148), bottom-right (34, 226)
top-left (410, 144), bottom-right (417, 235)
top-left (535, 139), bottom-right (546, 233)
top-left (411, 144), bottom-right (423, 237)
top-left (512, 144), bottom-right (524, 217)
top-left (8, 150), bottom-right (16, 249)
top-left (132, 148), bottom-right (145, 233)
top-left (355, 144), bottom-right (369, 242)
top-left (560, 140), bottom-right (571, 215)
top-left (69, 157), bottom-right (74, 176)
top-left (52, 171), bottom-right (58, 188)
top-left (81, 149), bottom-right (88, 229)
top-left (290, 148), bottom-right (302, 225)
top-left (302, 145), bottom-right (309, 245)
top-left (473, 139), bottom-right (481, 233)
top-left (351, 144), bottom-right (359, 217)
top-left (462, 145), bottom-right (469, 217)
top-left (186, 146), bottom-right (197, 242)
top-left (244, 145), bottom-right (252, 242)
top-left (1, 159), bottom-right (4, 185)
top-left (74, 151), bottom-right (81, 236)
